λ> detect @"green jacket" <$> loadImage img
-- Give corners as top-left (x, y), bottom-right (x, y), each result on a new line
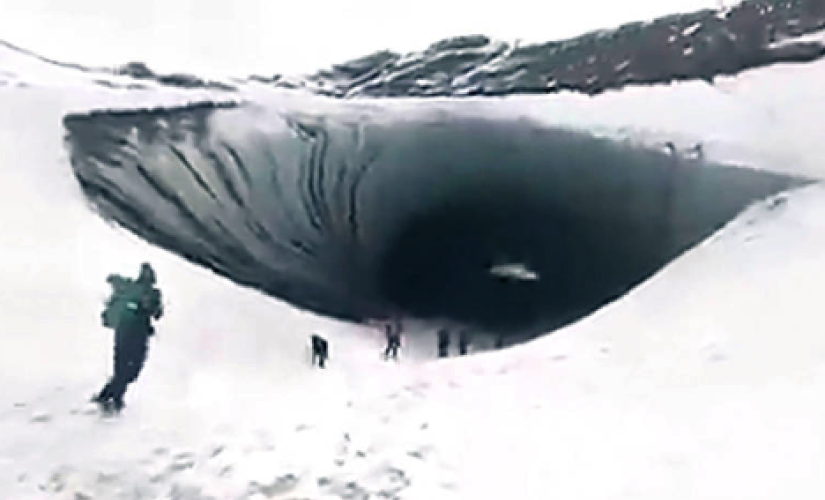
top-left (102, 274), bottom-right (163, 332)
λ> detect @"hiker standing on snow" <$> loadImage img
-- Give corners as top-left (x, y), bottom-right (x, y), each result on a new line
top-left (437, 329), bottom-right (450, 358)
top-left (458, 329), bottom-right (471, 356)
top-left (93, 262), bottom-right (163, 413)
top-left (383, 317), bottom-right (402, 361)
top-left (311, 334), bottom-right (329, 368)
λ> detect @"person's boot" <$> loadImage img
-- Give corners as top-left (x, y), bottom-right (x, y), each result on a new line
top-left (91, 383), bottom-right (113, 405)
top-left (111, 397), bottom-right (125, 412)
top-left (100, 397), bottom-right (124, 415)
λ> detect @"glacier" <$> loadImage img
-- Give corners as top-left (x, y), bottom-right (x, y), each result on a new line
top-left (62, 98), bottom-right (803, 337)
top-left (1, 0), bottom-right (825, 498)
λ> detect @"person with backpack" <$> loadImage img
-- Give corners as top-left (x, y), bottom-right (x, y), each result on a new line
top-left (92, 263), bottom-right (163, 413)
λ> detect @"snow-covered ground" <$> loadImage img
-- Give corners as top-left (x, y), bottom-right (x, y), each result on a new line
top-left (322, 55), bottom-right (825, 181)
top-left (1, 38), bottom-right (825, 500)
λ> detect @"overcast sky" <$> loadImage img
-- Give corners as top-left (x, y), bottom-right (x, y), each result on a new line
top-left (1, 0), bottom-right (728, 77)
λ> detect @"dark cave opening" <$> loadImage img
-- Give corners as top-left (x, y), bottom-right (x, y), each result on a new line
top-left (375, 185), bottom-right (663, 336)
top-left (63, 105), bottom-right (807, 343)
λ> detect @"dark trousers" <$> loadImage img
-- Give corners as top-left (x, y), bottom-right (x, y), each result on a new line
top-left (438, 339), bottom-right (450, 358)
top-left (438, 331), bottom-right (450, 358)
top-left (95, 329), bottom-right (149, 409)
top-left (458, 335), bottom-right (470, 356)
top-left (384, 337), bottom-right (400, 360)
top-left (311, 335), bottom-right (329, 368)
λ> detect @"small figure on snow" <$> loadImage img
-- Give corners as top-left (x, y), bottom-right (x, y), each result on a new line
top-left (458, 329), bottom-right (472, 356)
top-left (383, 317), bottom-right (402, 361)
top-left (437, 329), bottom-right (450, 358)
top-left (688, 143), bottom-right (705, 161)
top-left (311, 334), bottom-right (329, 368)
top-left (92, 262), bottom-right (163, 413)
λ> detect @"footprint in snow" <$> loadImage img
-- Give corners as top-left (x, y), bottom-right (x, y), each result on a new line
top-left (167, 454), bottom-right (196, 473)
top-left (152, 446), bottom-right (170, 456)
top-left (247, 473), bottom-right (299, 497)
top-left (30, 412), bottom-right (52, 423)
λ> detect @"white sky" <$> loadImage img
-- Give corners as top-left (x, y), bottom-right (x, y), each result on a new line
top-left (1, 0), bottom-right (726, 77)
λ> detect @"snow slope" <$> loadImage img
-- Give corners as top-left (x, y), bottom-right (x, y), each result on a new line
top-left (330, 55), bottom-right (825, 182)
top-left (1, 39), bottom-right (825, 500)
top-left (0, 59), bottom-right (394, 499)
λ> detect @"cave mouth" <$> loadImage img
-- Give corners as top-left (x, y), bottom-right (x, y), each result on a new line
top-left (375, 185), bottom-right (655, 337)
top-left (62, 104), bottom-right (807, 344)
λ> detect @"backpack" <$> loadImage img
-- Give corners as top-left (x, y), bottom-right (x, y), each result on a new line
top-left (101, 275), bottom-right (161, 331)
